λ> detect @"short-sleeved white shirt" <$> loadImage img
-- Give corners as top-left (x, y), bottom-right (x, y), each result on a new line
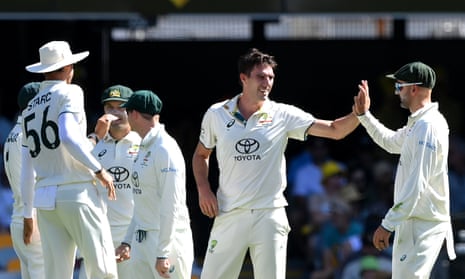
top-left (199, 94), bottom-right (315, 211)
top-left (21, 80), bottom-right (94, 187)
top-left (92, 131), bottom-right (140, 227)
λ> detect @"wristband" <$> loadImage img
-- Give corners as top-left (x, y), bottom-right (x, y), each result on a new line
top-left (94, 168), bottom-right (103, 175)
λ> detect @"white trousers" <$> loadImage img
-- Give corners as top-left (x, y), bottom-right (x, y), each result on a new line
top-left (130, 227), bottom-right (194, 279)
top-left (38, 183), bottom-right (117, 279)
top-left (392, 219), bottom-right (450, 279)
top-left (10, 220), bottom-right (45, 279)
top-left (200, 207), bottom-right (290, 279)
top-left (79, 224), bottom-right (133, 279)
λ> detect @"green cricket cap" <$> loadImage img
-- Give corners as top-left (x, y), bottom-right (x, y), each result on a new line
top-left (101, 85), bottom-right (134, 103)
top-left (121, 90), bottom-right (163, 116)
top-left (17, 82), bottom-right (40, 110)
top-left (386, 61), bottom-right (436, 89)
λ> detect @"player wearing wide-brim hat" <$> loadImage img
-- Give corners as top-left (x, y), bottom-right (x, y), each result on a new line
top-left (25, 41), bottom-right (89, 73)
top-left (21, 40), bottom-right (117, 279)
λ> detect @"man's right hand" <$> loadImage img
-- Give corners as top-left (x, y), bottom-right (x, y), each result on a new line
top-left (94, 114), bottom-right (118, 140)
top-left (95, 168), bottom-right (116, 200)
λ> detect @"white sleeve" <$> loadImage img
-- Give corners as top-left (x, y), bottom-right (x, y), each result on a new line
top-left (357, 111), bottom-right (405, 154)
top-left (20, 146), bottom-right (35, 218)
top-left (58, 112), bottom-right (102, 172)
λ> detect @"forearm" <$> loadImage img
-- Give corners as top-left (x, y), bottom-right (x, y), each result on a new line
top-left (309, 112), bottom-right (359, 140)
top-left (330, 111), bottom-right (360, 139)
top-left (192, 154), bottom-right (211, 193)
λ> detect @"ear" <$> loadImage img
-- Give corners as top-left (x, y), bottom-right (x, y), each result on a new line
top-left (239, 73), bottom-right (247, 84)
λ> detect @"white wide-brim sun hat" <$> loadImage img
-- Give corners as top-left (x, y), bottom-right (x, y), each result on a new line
top-left (25, 41), bottom-right (89, 73)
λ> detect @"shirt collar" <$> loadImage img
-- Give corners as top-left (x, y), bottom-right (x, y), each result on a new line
top-left (223, 94), bottom-right (272, 120)
top-left (140, 124), bottom-right (163, 147)
top-left (102, 130), bottom-right (139, 143)
top-left (409, 102), bottom-right (438, 120)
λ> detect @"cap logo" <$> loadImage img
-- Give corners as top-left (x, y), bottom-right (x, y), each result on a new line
top-left (109, 90), bottom-right (121, 98)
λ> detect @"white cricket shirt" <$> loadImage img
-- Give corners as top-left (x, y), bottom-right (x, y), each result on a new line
top-left (128, 124), bottom-right (191, 257)
top-left (21, 81), bottom-right (95, 187)
top-left (4, 118), bottom-right (31, 224)
top-left (92, 131), bottom-right (140, 227)
top-left (199, 94), bottom-right (315, 212)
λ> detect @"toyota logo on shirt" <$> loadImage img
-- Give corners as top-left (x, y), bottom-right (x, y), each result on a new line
top-left (234, 138), bottom-right (261, 161)
top-left (108, 166), bottom-right (130, 182)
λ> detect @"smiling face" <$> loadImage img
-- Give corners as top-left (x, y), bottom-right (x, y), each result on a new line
top-left (241, 63), bottom-right (275, 102)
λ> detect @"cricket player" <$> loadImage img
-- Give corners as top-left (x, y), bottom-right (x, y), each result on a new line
top-left (192, 48), bottom-right (360, 279)
top-left (354, 61), bottom-right (456, 278)
top-left (79, 85), bottom-right (140, 279)
top-left (3, 82), bottom-right (44, 279)
top-left (21, 40), bottom-right (118, 279)
top-left (115, 90), bottom-right (194, 279)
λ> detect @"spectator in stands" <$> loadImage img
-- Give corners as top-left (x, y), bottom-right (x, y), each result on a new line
top-left (339, 213), bottom-right (392, 279)
top-left (309, 197), bottom-right (364, 279)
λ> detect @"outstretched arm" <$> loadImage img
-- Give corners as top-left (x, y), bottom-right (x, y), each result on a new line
top-left (307, 82), bottom-right (369, 140)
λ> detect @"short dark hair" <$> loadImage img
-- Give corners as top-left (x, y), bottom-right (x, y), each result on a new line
top-left (238, 48), bottom-right (277, 77)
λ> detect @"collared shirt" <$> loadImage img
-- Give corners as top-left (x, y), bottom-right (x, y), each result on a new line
top-left (199, 94), bottom-right (315, 212)
top-left (358, 103), bottom-right (456, 260)
top-left (359, 103), bottom-right (450, 228)
top-left (127, 124), bottom-right (190, 257)
top-left (92, 131), bottom-right (140, 227)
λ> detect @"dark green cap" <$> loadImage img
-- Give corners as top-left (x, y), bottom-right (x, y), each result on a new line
top-left (101, 85), bottom-right (134, 103)
top-left (121, 90), bottom-right (163, 116)
top-left (386, 61), bottom-right (436, 89)
top-left (17, 82), bottom-right (40, 110)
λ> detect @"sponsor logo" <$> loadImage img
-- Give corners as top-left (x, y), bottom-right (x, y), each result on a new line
top-left (235, 138), bottom-right (259, 154)
top-left (161, 167), bottom-right (177, 173)
top-left (132, 171), bottom-right (141, 194)
top-left (98, 150), bottom-right (107, 157)
top-left (226, 119), bottom-right (235, 128)
top-left (208, 240), bottom-right (218, 253)
top-left (108, 166), bottom-right (130, 182)
top-left (234, 138), bottom-right (261, 161)
top-left (419, 140), bottom-right (436, 151)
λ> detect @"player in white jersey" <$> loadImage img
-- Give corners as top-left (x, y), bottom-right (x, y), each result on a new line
top-left (115, 90), bottom-right (194, 279)
top-left (3, 82), bottom-right (45, 279)
top-left (21, 40), bottom-right (118, 279)
top-left (79, 85), bottom-right (140, 279)
top-left (354, 62), bottom-right (456, 278)
top-left (192, 48), bottom-right (362, 279)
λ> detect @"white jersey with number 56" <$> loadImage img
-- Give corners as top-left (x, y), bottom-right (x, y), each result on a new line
top-left (21, 80), bottom-right (95, 188)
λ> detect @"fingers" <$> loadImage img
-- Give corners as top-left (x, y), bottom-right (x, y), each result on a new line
top-left (374, 239), bottom-right (389, 251)
top-left (107, 184), bottom-right (116, 200)
top-left (200, 203), bottom-right (218, 218)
